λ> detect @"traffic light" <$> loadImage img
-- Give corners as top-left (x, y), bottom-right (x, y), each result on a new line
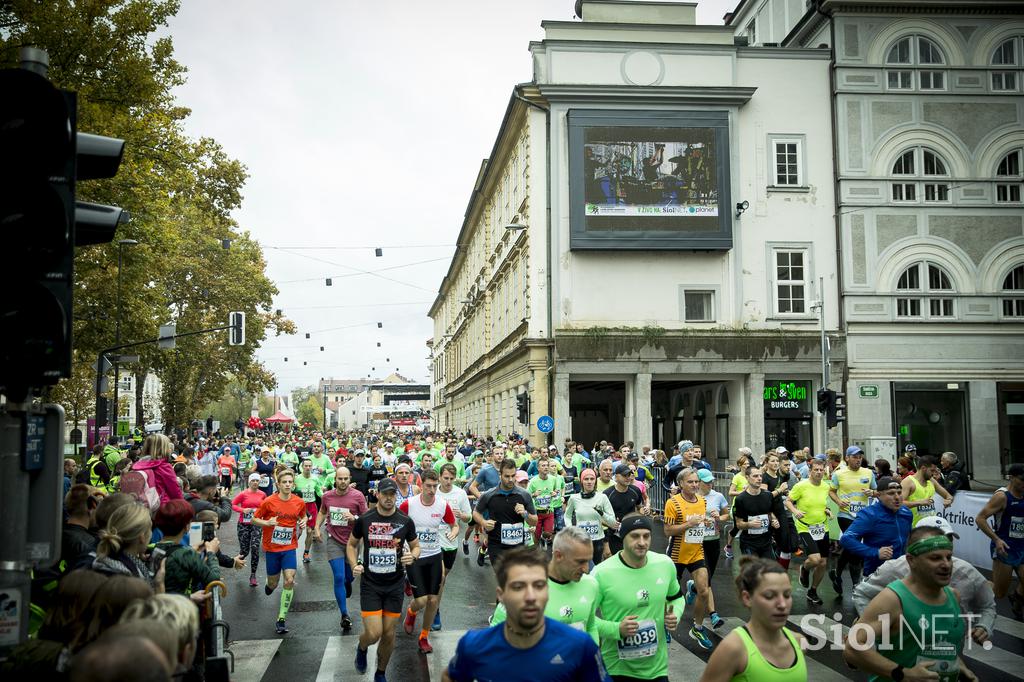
top-left (0, 58), bottom-right (125, 399)
top-left (516, 392), bottom-right (529, 425)
top-left (816, 388), bottom-right (831, 414)
top-left (828, 391), bottom-right (847, 429)
top-left (229, 312), bottom-right (246, 346)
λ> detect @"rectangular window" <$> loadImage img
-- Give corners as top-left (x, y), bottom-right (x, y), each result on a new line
top-left (774, 249), bottom-right (808, 315)
top-left (887, 70), bottom-right (912, 89)
top-left (929, 298), bottom-right (953, 317)
top-left (992, 71), bottom-right (1017, 91)
top-left (774, 141), bottom-right (800, 186)
top-left (996, 183), bottom-right (1022, 203)
top-left (919, 70), bottom-right (945, 90)
top-left (1003, 298), bottom-right (1024, 317)
top-left (924, 183), bottom-right (949, 202)
top-left (683, 290), bottom-right (714, 322)
top-left (897, 298), bottom-right (922, 317)
top-left (892, 183), bottom-right (916, 201)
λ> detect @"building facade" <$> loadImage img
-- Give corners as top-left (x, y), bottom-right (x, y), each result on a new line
top-left (729, 0), bottom-right (1024, 480)
top-left (431, 0), bottom-right (843, 464)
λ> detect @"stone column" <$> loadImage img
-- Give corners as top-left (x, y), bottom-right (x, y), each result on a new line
top-left (634, 372), bottom-right (653, 449)
top-left (747, 373), bottom-right (766, 456)
top-left (553, 373), bottom-right (570, 450)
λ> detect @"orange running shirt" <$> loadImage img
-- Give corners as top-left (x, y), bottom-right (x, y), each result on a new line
top-left (664, 493), bottom-right (707, 565)
top-left (255, 493), bottom-right (306, 552)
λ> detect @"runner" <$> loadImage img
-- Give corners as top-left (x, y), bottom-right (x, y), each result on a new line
top-left (974, 462), bottom-right (1024, 619)
top-left (251, 448), bottom-right (276, 497)
top-left (348, 478), bottom-right (420, 682)
top-left (393, 463), bottom-right (420, 508)
top-left (307, 442), bottom-right (335, 488)
top-left (473, 458), bottom-right (537, 572)
top-left (844, 525), bottom-right (978, 681)
top-left (602, 464), bottom-right (646, 559)
top-left (592, 513), bottom-right (682, 682)
top-left (217, 446), bottom-right (236, 491)
top-left (839, 476), bottom-right (913, 577)
top-left (527, 457), bottom-right (558, 548)
top-left (901, 454), bottom-right (954, 527)
top-left (434, 462), bottom-right (472, 631)
top-left (827, 445), bottom-right (876, 595)
top-left (279, 443), bottom-right (300, 471)
top-left (662, 468), bottom-right (715, 649)
top-left (698, 557), bottom-right (807, 682)
top-left (785, 458), bottom-right (832, 605)
top-left (724, 449), bottom-right (753, 559)
top-left (732, 465), bottom-right (784, 560)
top-left (231, 473), bottom-right (267, 587)
top-left (294, 458), bottom-right (324, 564)
top-left (400, 469), bottom-right (458, 654)
top-left (565, 468), bottom-right (618, 566)
top-left (252, 469), bottom-right (307, 635)
top-left (696, 469), bottom-right (729, 628)
top-left (443, 546), bottom-right (607, 682)
top-left (318, 466), bottom-right (368, 631)
top-left (596, 459), bottom-right (615, 493)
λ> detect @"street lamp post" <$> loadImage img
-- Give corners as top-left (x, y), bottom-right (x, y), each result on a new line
top-left (112, 239), bottom-right (138, 440)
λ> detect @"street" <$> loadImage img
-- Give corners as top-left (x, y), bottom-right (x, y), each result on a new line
top-left (216, 514), bottom-right (1024, 681)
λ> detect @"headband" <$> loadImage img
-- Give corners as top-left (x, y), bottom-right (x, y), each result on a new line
top-left (618, 515), bottom-right (654, 539)
top-left (907, 535), bottom-right (953, 556)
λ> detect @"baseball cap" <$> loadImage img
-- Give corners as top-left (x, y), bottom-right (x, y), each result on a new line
top-left (248, 473), bottom-right (261, 483)
top-left (548, 445), bottom-right (557, 451)
top-left (376, 478), bottom-right (398, 494)
top-left (677, 440), bottom-right (693, 453)
top-left (813, 453), bottom-right (827, 461)
top-left (515, 470), bottom-right (529, 483)
top-left (697, 469), bottom-right (714, 484)
top-left (775, 446), bottom-right (789, 454)
top-left (614, 463), bottom-right (633, 477)
top-left (905, 443), bottom-right (918, 453)
top-left (845, 445), bottom-right (864, 457)
top-left (876, 476), bottom-right (901, 491)
top-left (914, 515), bottom-right (960, 539)
top-left (1008, 463), bottom-right (1024, 479)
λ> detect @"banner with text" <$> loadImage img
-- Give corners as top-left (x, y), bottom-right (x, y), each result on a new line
top-left (932, 491), bottom-right (995, 571)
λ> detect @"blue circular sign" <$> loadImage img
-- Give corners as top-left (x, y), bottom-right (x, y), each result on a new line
top-left (536, 415), bottom-right (554, 433)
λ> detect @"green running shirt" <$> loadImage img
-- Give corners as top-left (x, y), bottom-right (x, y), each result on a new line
top-left (490, 573), bottom-right (601, 644)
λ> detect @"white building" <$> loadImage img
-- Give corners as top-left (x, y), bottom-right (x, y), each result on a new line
top-left (116, 372), bottom-right (163, 428)
top-left (727, 0), bottom-right (1024, 480)
top-left (431, 0), bottom-right (841, 464)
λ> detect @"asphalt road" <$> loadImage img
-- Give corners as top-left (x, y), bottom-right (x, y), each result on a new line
top-left (214, 510), bottom-right (1024, 681)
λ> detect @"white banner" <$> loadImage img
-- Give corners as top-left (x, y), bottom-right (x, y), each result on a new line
top-left (931, 491), bottom-right (995, 571)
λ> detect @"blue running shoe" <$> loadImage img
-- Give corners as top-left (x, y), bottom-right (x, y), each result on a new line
top-left (689, 624), bottom-right (714, 650)
top-left (373, 672), bottom-right (387, 682)
top-left (354, 646), bottom-right (368, 674)
top-left (710, 612), bottom-right (724, 629)
top-left (685, 579), bottom-right (696, 605)
top-left (431, 611), bottom-right (442, 631)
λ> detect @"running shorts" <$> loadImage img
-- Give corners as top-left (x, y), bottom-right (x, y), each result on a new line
top-left (798, 532), bottom-right (831, 558)
top-left (359, 577), bottom-right (405, 617)
top-left (992, 544), bottom-right (1024, 568)
top-left (409, 553), bottom-right (444, 597)
top-left (265, 548), bottom-right (297, 576)
top-left (674, 559), bottom-right (706, 580)
top-left (441, 548), bottom-right (457, 572)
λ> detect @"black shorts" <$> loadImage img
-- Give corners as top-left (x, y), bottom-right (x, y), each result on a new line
top-left (220, 474), bottom-right (232, 489)
top-left (408, 553), bottom-right (444, 597)
top-left (798, 532), bottom-right (831, 557)
top-left (675, 560), bottom-right (706, 580)
top-left (441, 549), bottom-right (457, 572)
top-left (359, 577), bottom-right (405, 617)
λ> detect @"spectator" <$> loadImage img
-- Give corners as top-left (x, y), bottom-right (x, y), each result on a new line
top-left (71, 575), bottom-right (154, 652)
top-left (897, 455), bottom-right (916, 479)
top-left (195, 508), bottom-right (245, 570)
top-left (91, 504), bottom-right (154, 584)
top-left (99, 622), bottom-right (177, 675)
top-left (874, 458), bottom-right (892, 479)
top-left (132, 434), bottom-right (185, 504)
top-left (69, 634), bottom-right (170, 682)
top-left (79, 444), bottom-right (112, 491)
top-left (939, 451), bottom-right (970, 494)
top-left (63, 458), bottom-right (78, 498)
top-left (152, 500), bottom-right (221, 596)
top-left (186, 475), bottom-right (232, 524)
top-left (62, 485), bottom-right (100, 571)
top-left (121, 594), bottom-right (201, 678)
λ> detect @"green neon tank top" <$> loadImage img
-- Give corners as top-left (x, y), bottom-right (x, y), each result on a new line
top-left (731, 626), bottom-right (807, 681)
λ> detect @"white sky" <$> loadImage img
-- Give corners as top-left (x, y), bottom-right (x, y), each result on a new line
top-left (165, 0), bottom-right (737, 393)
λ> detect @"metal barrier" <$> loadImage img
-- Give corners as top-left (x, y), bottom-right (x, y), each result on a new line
top-left (647, 467), bottom-right (736, 515)
top-left (204, 580), bottom-right (232, 682)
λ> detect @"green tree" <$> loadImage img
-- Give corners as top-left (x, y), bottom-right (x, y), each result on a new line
top-left (295, 395), bottom-right (325, 430)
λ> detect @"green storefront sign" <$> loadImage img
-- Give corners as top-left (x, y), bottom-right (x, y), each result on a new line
top-left (859, 385), bottom-right (879, 398)
top-left (763, 381), bottom-right (810, 416)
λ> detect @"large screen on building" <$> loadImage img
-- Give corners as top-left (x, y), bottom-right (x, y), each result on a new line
top-left (568, 110), bottom-right (732, 250)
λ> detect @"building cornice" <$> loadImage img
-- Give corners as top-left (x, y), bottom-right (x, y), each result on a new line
top-left (536, 83), bottom-right (757, 105)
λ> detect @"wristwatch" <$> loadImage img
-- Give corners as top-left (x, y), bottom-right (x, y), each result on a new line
top-left (890, 664), bottom-right (904, 681)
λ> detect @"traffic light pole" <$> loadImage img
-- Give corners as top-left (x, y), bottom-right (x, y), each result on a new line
top-left (817, 276), bottom-right (829, 450)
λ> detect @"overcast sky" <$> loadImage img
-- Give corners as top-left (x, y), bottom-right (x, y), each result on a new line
top-left (165, 0), bottom-right (737, 394)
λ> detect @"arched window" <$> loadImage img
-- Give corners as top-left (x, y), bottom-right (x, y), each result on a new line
top-left (991, 38), bottom-right (1019, 91)
top-left (896, 262), bottom-right (954, 318)
top-left (886, 35), bottom-right (946, 90)
top-left (891, 147), bottom-right (950, 203)
top-left (996, 150), bottom-right (1022, 204)
top-left (1003, 264), bottom-right (1024, 318)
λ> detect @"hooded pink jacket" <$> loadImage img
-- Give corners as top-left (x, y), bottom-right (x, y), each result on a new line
top-left (131, 459), bottom-right (184, 504)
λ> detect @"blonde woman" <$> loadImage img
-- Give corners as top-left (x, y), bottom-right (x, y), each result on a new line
top-left (91, 504), bottom-right (154, 585)
top-left (131, 433), bottom-right (184, 504)
top-left (121, 593), bottom-right (201, 676)
top-left (725, 449), bottom-right (754, 559)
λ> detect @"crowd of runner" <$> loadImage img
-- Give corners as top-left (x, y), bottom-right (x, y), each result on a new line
top-left (7, 426), bottom-right (1021, 682)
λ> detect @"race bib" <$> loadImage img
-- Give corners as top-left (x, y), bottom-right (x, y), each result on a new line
top-left (579, 520), bottom-right (603, 541)
top-left (368, 546), bottom-right (397, 574)
top-left (535, 494), bottom-right (551, 509)
top-left (312, 468), bottom-right (322, 477)
top-left (915, 655), bottom-right (958, 682)
top-left (500, 523), bottom-right (525, 546)
top-left (1010, 516), bottom-right (1024, 540)
top-left (617, 619), bottom-right (658, 660)
top-left (808, 523), bottom-right (826, 541)
top-left (847, 502), bottom-right (865, 515)
top-left (748, 514), bottom-right (769, 535)
top-left (301, 488), bottom-right (315, 503)
top-left (271, 526), bottom-right (294, 545)
top-left (242, 508), bottom-right (255, 524)
top-left (259, 475), bottom-right (270, 488)
top-left (684, 523), bottom-right (704, 544)
top-left (328, 506), bottom-right (348, 526)
top-left (220, 467), bottom-right (231, 476)
top-left (418, 529), bottom-right (439, 553)
top-left (917, 501), bottom-right (936, 517)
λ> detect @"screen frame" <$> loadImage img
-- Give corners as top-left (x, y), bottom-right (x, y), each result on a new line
top-left (568, 109), bottom-right (733, 251)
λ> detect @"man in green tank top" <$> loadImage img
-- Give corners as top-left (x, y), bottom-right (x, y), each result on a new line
top-left (844, 526), bottom-right (977, 682)
top-left (901, 455), bottom-right (954, 527)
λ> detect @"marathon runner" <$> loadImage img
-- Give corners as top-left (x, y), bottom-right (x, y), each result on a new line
top-left (348, 478), bottom-right (420, 682)
top-left (827, 445), bottom-right (875, 595)
top-left (527, 457), bottom-right (559, 548)
top-left (231, 473), bottom-right (267, 587)
top-left (400, 469), bottom-right (458, 654)
top-left (443, 547), bottom-right (608, 682)
top-left (565, 468), bottom-right (618, 566)
top-left (217, 446), bottom-right (236, 491)
top-left (473, 458), bottom-right (537, 572)
top-left (279, 443), bottom-right (300, 470)
top-left (696, 469), bottom-right (729, 628)
top-left (785, 458), bottom-right (831, 605)
top-left (731, 465), bottom-right (783, 560)
top-left (592, 513), bottom-right (682, 682)
top-left (307, 442), bottom-right (335, 487)
top-left (699, 557), bottom-right (807, 682)
top-left (393, 463), bottom-right (420, 508)
top-left (251, 448), bottom-right (276, 497)
top-left (974, 462), bottom-right (1024, 620)
top-left (603, 463), bottom-right (646, 559)
top-left (839, 475), bottom-right (913, 577)
top-left (434, 462), bottom-right (472, 631)
top-left (318, 466), bottom-right (368, 631)
top-left (901, 454), bottom-right (954, 527)
top-left (294, 459), bottom-right (323, 564)
top-left (596, 459), bottom-right (615, 493)
top-left (844, 525), bottom-right (978, 682)
top-left (252, 469), bottom-right (307, 635)
top-left (663, 468), bottom-right (715, 649)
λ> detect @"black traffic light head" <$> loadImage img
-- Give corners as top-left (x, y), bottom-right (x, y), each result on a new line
top-left (827, 391), bottom-right (847, 429)
top-left (816, 388), bottom-right (831, 414)
top-left (516, 392), bottom-right (529, 425)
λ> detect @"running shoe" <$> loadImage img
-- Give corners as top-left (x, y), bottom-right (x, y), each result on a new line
top-left (431, 611), bottom-right (442, 631)
top-left (404, 610), bottom-right (416, 635)
top-left (354, 646), bottom-right (368, 674)
top-left (709, 612), bottom-right (724, 629)
top-left (249, 575), bottom-right (258, 587)
top-left (341, 614), bottom-right (352, 630)
top-left (302, 551), bottom-right (310, 564)
top-left (829, 569), bottom-right (843, 595)
top-left (275, 619), bottom-right (288, 635)
top-left (462, 540), bottom-right (469, 556)
top-left (685, 580), bottom-right (696, 605)
top-left (799, 564), bottom-right (810, 589)
top-left (373, 672), bottom-right (387, 682)
top-left (807, 589), bottom-right (823, 606)
top-left (418, 637), bottom-right (433, 654)
top-left (689, 624), bottom-right (713, 650)
top-left (724, 545), bottom-right (734, 560)
top-left (265, 584), bottom-right (275, 596)
top-left (476, 547), bottom-right (487, 567)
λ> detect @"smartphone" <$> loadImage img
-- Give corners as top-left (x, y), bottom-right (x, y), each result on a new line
top-left (189, 521), bottom-right (204, 549)
top-left (149, 546), bottom-right (166, 578)
top-left (202, 521), bottom-right (216, 542)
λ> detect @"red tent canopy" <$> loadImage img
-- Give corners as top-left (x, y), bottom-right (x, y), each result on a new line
top-left (264, 411), bottom-right (295, 423)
